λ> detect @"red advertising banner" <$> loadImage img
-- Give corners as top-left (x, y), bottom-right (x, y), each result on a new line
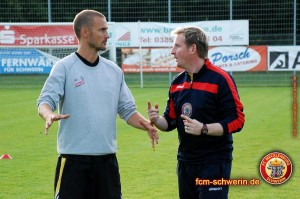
top-left (0, 24), bottom-right (78, 47)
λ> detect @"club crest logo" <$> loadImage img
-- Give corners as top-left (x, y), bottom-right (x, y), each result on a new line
top-left (182, 103), bottom-right (192, 117)
top-left (259, 152), bottom-right (292, 185)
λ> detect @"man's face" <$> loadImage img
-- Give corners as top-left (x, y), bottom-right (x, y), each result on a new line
top-left (171, 33), bottom-right (191, 70)
top-left (87, 16), bottom-right (109, 51)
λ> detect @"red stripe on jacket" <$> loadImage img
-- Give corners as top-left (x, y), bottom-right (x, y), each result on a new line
top-left (170, 82), bottom-right (218, 94)
top-left (168, 98), bottom-right (176, 119)
top-left (192, 82), bottom-right (218, 94)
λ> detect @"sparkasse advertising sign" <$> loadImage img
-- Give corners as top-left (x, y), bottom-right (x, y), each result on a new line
top-left (0, 24), bottom-right (77, 47)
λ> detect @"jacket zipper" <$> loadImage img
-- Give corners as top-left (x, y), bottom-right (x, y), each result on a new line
top-left (189, 74), bottom-right (193, 89)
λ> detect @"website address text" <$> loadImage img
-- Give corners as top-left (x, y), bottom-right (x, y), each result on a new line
top-left (195, 178), bottom-right (260, 186)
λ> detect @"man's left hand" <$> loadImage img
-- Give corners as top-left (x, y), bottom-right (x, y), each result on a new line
top-left (181, 114), bottom-right (202, 136)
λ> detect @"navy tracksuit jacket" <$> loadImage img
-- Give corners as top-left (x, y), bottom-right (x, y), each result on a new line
top-left (163, 58), bottom-right (245, 164)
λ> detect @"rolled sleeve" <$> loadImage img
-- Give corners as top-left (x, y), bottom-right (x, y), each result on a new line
top-left (37, 61), bottom-right (66, 112)
top-left (117, 76), bottom-right (137, 122)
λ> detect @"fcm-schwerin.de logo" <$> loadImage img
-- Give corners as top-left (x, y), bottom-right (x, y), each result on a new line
top-left (259, 151), bottom-right (292, 185)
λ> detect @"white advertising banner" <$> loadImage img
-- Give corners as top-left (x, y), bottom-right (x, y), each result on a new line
top-left (108, 20), bottom-right (249, 47)
top-left (268, 46), bottom-right (300, 71)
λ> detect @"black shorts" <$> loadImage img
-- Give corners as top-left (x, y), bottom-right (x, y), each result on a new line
top-left (54, 154), bottom-right (122, 199)
top-left (177, 161), bottom-right (231, 199)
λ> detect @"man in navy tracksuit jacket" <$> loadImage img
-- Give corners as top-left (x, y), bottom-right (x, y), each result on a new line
top-left (147, 26), bottom-right (245, 199)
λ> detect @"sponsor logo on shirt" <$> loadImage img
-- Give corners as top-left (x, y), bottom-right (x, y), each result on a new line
top-left (74, 76), bottom-right (85, 87)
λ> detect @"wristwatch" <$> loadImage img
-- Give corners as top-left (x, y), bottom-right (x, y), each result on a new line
top-left (201, 124), bottom-right (208, 135)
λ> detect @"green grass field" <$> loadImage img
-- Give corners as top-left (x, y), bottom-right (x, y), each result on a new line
top-left (0, 86), bottom-right (299, 199)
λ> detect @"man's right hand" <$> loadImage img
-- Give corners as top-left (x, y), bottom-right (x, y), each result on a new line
top-left (44, 113), bottom-right (70, 135)
top-left (38, 104), bottom-right (70, 135)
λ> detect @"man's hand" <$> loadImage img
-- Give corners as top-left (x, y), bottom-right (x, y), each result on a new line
top-left (44, 113), bottom-right (70, 135)
top-left (181, 114), bottom-right (202, 136)
top-left (38, 104), bottom-right (70, 135)
top-left (147, 101), bottom-right (159, 124)
top-left (139, 119), bottom-right (159, 150)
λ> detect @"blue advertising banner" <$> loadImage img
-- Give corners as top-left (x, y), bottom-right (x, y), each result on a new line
top-left (0, 48), bottom-right (59, 74)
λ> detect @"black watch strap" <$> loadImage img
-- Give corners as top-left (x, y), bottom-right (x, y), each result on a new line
top-left (201, 124), bottom-right (208, 135)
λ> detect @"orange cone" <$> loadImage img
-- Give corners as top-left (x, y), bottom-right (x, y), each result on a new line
top-left (0, 154), bottom-right (13, 159)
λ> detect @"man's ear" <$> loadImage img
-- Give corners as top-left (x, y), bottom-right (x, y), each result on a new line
top-left (81, 26), bottom-right (89, 38)
top-left (189, 44), bottom-right (197, 54)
